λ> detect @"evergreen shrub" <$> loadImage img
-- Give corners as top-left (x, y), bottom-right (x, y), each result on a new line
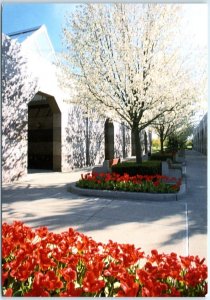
top-left (111, 160), bottom-right (161, 176)
top-left (149, 152), bottom-right (174, 161)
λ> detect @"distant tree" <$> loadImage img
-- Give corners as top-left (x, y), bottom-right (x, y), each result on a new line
top-left (166, 123), bottom-right (194, 152)
top-left (151, 138), bottom-right (161, 152)
top-left (152, 93), bottom-right (195, 153)
top-left (153, 116), bottom-right (175, 153)
top-left (60, 3), bottom-right (205, 163)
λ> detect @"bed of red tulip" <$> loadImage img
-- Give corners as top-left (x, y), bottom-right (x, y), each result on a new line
top-left (2, 221), bottom-right (207, 297)
top-left (76, 172), bottom-right (182, 193)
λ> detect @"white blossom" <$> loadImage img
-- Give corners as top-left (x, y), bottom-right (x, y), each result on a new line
top-left (59, 3), bottom-right (207, 162)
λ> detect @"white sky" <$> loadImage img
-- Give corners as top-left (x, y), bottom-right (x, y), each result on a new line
top-left (183, 4), bottom-right (208, 48)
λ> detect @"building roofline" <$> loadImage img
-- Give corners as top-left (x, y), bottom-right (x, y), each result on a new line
top-left (7, 26), bottom-right (42, 37)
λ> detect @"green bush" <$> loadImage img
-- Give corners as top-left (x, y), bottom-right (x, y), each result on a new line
top-left (185, 140), bottom-right (193, 150)
top-left (149, 152), bottom-right (174, 161)
top-left (151, 138), bottom-right (161, 152)
top-left (111, 160), bottom-right (161, 176)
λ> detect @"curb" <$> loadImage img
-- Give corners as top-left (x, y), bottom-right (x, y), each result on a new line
top-left (67, 182), bottom-right (186, 202)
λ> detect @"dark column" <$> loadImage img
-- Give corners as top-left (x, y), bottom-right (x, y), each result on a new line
top-left (85, 116), bottom-right (90, 166)
top-left (122, 123), bottom-right (126, 158)
top-left (144, 131), bottom-right (148, 154)
top-left (148, 130), bottom-right (152, 154)
top-left (104, 118), bottom-right (114, 160)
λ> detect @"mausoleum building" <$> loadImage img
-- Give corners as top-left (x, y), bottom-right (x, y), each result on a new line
top-left (2, 25), bottom-right (152, 183)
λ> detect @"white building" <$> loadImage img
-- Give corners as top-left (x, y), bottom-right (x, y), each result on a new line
top-left (193, 113), bottom-right (207, 155)
top-left (2, 25), bottom-right (151, 183)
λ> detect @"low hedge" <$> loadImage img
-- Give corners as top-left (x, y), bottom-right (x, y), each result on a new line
top-left (149, 152), bottom-right (174, 161)
top-left (111, 161), bottom-right (161, 176)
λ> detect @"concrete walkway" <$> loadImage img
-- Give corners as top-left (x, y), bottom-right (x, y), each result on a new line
top-left (2, 150), bottom-right (207, 260)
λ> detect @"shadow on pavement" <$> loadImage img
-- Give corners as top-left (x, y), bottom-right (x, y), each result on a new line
top-left (2, 150), bottom-right (207, 252)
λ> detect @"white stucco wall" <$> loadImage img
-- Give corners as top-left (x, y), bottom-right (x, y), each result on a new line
top-left (2, 34), bottom-right (37, 183)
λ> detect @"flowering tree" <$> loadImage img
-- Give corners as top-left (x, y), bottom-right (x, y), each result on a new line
top-left (60, 3), bottom-right (204, 163)
top-left (152, 96), bottom-right (195, 153)
top-left (154, 116), bottom-right (193, 153)
top-left (166, 123), bottom-right (194, 152)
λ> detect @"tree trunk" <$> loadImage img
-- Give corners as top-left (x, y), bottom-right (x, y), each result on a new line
top-left (131, 128), bottom-right (136, 156)
top-left (133, 124), bottom-right (142, 164)
top-left (122, 123), bottom-right (126, 158)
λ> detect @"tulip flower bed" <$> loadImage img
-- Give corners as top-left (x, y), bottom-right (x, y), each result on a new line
top-left (76, 172), bottom-right (182, 193)
top-left (2, 222), bottom-right (207, 297)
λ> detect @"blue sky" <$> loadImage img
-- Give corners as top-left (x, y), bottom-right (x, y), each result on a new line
top-left (2, 3), bottom-right (77, 52)
top-left (2, 3), bottom-right (208, 53)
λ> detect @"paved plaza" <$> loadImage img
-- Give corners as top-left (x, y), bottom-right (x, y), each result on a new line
top-left (2, 150), bottom-right (207, 260)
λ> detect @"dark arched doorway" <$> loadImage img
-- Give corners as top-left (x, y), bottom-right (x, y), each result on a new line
top-left (28, 92), bottom-right (61, 171)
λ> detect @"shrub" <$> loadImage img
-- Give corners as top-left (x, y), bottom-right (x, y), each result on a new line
top-left (2, 221), bottom-right (208, 297)
top-left (151, 138), bottom-right (161, 152)
top-left (111, 160), bottom-right (161, 176)
top-left (77, 172), bottom-right (181, 193)
top-left (149, 152), bottom-right (174, 161)
top-left (186, 140), bottom-right (193, 150)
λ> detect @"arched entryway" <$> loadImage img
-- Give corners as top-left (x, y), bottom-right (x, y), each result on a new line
top-left (28, 92), bottom-right (61, 171)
